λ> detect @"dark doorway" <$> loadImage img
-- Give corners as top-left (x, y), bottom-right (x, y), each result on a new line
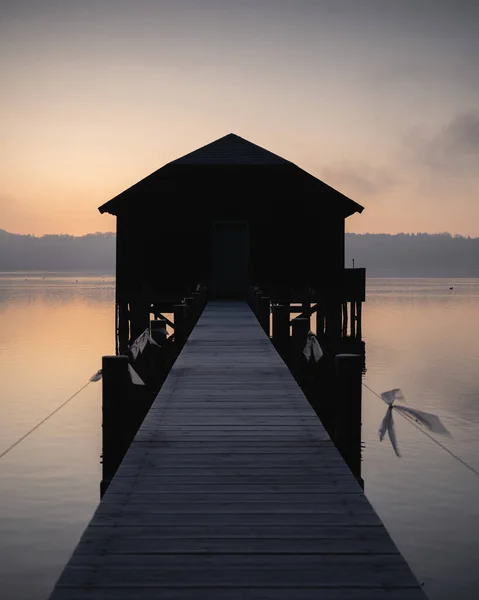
top-left (211, 222), bottom-right (249, 298)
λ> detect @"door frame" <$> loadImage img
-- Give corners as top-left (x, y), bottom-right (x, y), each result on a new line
top-left (210, 220), bottom-right (250, 299)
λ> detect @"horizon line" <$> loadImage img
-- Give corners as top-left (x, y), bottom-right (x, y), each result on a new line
top-left (1, 229), bottom-right (478, 240)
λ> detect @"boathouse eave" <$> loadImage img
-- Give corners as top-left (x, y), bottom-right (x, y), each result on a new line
top-left (98, 162), bottom-right (364, 219)
top-left (294, 165), bottom-right (364, 218)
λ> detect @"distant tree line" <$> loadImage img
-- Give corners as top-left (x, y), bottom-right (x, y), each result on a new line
top-left (345, 233), bottom-right (479, 276)
top-left (0, 230), bottom-right (116, 272)
top-left (0, 229), bottom-right (477, 276)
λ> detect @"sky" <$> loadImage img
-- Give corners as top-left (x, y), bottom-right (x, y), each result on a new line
top-left (1, 0), bottom-right (478, 236)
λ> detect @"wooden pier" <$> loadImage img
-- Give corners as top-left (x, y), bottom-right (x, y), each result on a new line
top-left (49, 301), bottom-right (426, 600)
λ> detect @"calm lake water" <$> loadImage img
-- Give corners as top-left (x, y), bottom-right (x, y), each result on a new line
top-left (0, 274), bottom-right (478, 600)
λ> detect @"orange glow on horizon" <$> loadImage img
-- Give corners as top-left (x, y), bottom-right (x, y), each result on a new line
top-left (1, 3), bottom-right (478, 237)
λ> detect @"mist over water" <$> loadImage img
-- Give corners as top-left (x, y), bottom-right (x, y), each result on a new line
top-left (0, 275), bottom-right (478, 599)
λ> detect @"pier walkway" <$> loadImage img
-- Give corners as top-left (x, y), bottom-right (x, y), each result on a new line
top-left (49, 301), bottom-right (426, 599)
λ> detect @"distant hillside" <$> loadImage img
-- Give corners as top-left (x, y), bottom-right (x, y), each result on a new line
top-left (345, 233), bottom-right (479, 277)
top-left (0, 230), bottom-right (478, 276)
top-left (0, 230), bottom-right (115, 272)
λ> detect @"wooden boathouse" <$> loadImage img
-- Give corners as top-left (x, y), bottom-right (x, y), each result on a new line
top-left (98, 133), bottom-right (366, 353)
top-left (47, 134), bottom-right (427, 599)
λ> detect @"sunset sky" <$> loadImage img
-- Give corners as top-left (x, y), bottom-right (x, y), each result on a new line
top-left (1, 1), bottom-right (478, 236)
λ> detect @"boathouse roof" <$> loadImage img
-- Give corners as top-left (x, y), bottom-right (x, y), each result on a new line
top-left (98, 133), bottom-right (364, 217)
top-left (170, 133), bottom-right (291, 166)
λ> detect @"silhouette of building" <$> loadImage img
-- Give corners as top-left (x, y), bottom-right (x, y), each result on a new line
top-left (99, 133), bottom-right (365, 351)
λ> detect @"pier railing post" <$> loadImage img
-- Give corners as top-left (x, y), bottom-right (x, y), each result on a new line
top-left (149, 318), bottom-right (169, 389)
top-left (247, 286), bottom-right (255, 311)
top-left (316, 309), bottom-right (325, 338)
top-left (199, 285), bottom-right (208, 310)
top-left (325, 303), bottom-right (342, 350)
top-left (129, 299), bottom-right (150, 343)
top-left (349, 301), bottom-right (356, 337)
top-left (291, 317), bottom-right (309, 382)
top-left (183, 297), bottom-right (195, 335)
top-left (173, 303), bottom-right (187, 351)
top-left (150, 318), bottom-right (168, 345)
top-left (272, 303), bottom-right (290, 361)
top-left (254, 289), bottom-right (262, 317)
top-left (342, 303), bottom-right (348, 339)
top-left (101, 354), bottom-right (130, 495)
top-left (335, 353), bottom-right (363, 485)
top-left (259, 296), bottom-right (270, 336)
top-left (356, 301), bottom-right (362, 339)
top-left (191, 292), bottom-right (201, 324)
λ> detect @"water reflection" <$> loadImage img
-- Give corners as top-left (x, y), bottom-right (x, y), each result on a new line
top-left (362, 278), bottom-right (479, 600)
top-left (0, 276), bottom-right (478, 600)
top-left (0, 272), bottom-right (114, 307)
top-left (0, 274), bottom-right (115, 600)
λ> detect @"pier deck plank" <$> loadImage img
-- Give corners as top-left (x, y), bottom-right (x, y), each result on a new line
top-left (49, 301), bottom-right (426, 599)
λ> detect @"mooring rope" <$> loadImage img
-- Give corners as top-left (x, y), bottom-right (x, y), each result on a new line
top-left (3, 341), bottom-right (477, 482)
top-left (303, 334), bottom-right (479, 477)
top-left (0, 380), bottom-right (93, 461)
top-left (362, 382), bottom-right (479, 479)
top-left (0, 328), bottom-right (160, 461)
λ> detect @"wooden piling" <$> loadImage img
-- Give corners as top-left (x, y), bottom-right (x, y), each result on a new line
top-left (101, 354), bottom-right (130, 495)
top-left (143, 319), bottom-right (168, 392)
top-left (191, 292), bottom-right (201, 323)
top-left (117, 301), bottom-right (129, 354)
top-left (350, 301), bottom-right (356, 337)
top-left (272, 303), bottom-right (290, 361)
top-left (356, 301), bottom-right (363, 339)
top-left (150, 318), bottom-right (168, 345)
top-left (129, 299), bottom-right (150, 343)
top-left (300, 305), bottom-right (311, 331)
top-left (173, 304), bottom-right (187, 349)
top-left (195, 288), bottom-right (205, 315)
top-left (342, 302), bottom-right (348, 339)
top-left (334, 353), bottom-right (363, 484)
top-left (325, 303), bottom-right (342, 349)
top-left (316, 309), bottom-right (324, 337)
top-left (247, 286), bottom-right (255, 311)
top-left (254, 289), bottom-right (262, 316)
top-left (183, 297), bottom-right (195, 334)
top-left (291, 316), bottom-right (309, 382)
top-left (258, 296), bottom-right (270, 336)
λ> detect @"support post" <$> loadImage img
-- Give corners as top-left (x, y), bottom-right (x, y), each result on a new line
top-left (200, 286), bottom-right (207, 309)
top-left (101, 355), bottom-right (130, 495)
top-left (259, 296), bottom-right (270, 336)
top-left (150, 319), bottom-right (167, 345)
top-left (325, 303), bottom-right (342, 350)
top-left (254, 290), bottom-right (262, 317)
top-left (350, 301), bottom-right (356, 338)
top-left (356, 301), bottom-right (363, 339)
top-left (247, 287), bottom-right (255, 311)
top-left (334, 353), bottom-right (363, 485)
top-left (191, 292), bottom-right (202, 323)
top-left (173, 304), bottom-right (187, 350)
top-left (272, 303), bottom-right (290, 361)
top-left (117, 301), bottom-right (129, 355)
top-left (129, 300), bottom-right (150, 343)
top-left (291, 317), bottom-right (310, 382)
top-left (183, 297), bottom-right (195, 334)
top-left (194, 286), bottom-right (207, 316)
top-left (342, 303), bottom-right (348, 339)
top-left (316, 310), bottom-right (324, 337)
top-left (148, 318), bottom-right (169, 390)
